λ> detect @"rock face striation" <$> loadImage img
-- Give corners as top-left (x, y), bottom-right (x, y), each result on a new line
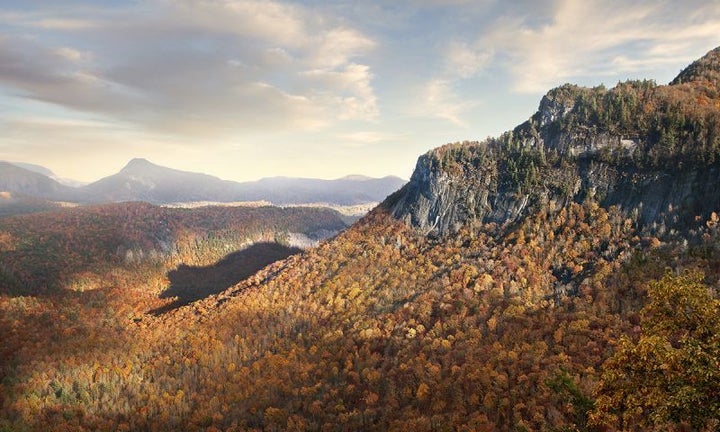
top-left (387, 47), bottom-right (720, 236)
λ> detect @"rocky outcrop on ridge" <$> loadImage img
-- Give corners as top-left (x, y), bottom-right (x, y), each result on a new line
top-left (387, 47), bottom-right (720, 236)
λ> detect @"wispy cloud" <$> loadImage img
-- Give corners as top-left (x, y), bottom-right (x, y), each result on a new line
top-left (301, 63), bottom-right (378, 121)
top-left (444, 41), bottom-right (493, 79)
top-left (337, 130), bottom-right (403, 147)
top-left (447, 0), bottom-right (720, 92)
top-left (30, 18), bottom-right (100, 30)
top-left (53, 47), bottom-right (91, 62)
top-left (419, 79), bottom-right (477, 126)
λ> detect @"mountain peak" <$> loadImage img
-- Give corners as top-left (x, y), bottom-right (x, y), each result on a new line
top-left (122, 158), bottom-right (157, 172)
top-left (670, 46), bottom-right (720, 88)
top-left (388, 47), bottom-right (720, 237)
top-left (339, 174), bottom-right (372, 181)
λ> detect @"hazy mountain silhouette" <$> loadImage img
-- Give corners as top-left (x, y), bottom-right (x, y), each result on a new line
top-left (0, 158), bottom-right (405, 206)
top-left (0, 162), bottom-right (80, 201)
top-left (82, 158), bottom-right (241, 203)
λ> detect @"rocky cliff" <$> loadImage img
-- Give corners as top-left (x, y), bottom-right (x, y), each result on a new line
top-left (387, 47), bottom-right (720, 236)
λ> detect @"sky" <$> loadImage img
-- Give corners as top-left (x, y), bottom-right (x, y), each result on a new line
top-left (0, 0), bottom-right (719, 183)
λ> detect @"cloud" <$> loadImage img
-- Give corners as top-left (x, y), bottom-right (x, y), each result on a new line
top-left (302, 63), bottom-right (378, 121)
top-left (444, 41), bottom-right (493, 78)
top-left (450, 0), bottom-right (720, 93)
top-left (0, 0), bottom-right (378, 137)
top-left (407, 0), bottom-right (487, 7)
top-left (31, 18), bottom-right (100, 30)
top-left (54, 47), bottom-right (90, 62)
top-left (337, 131), bottom-right (403, 147)
top-left (310, 27), bottom-right (375, 69)
top-left (169, 0), bottom-right (312, 48)
top-left (419, 79), bottom-right (476, 126)
top-left (0, 35), bottom-right (128, 121)
top-left (0, 113), bottom-right (158, 179)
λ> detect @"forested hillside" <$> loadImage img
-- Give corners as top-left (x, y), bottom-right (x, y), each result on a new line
top-left (0, 202), bottom-right (346, 297)
top-left (2, 203), bottom-right (718, 431)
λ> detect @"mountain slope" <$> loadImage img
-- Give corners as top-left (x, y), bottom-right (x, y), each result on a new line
top-left (6, 162), bottom-right (87, 188)
top-left (0, 201), bottom-right (346, 296)
top-left (0, 162), bottom-right (80, 201)
top-left (82, 158), bottom-right (240, 203)
top-left (389, 47), bottom-right (720, 237)
top-left (0, 192), bottom-right (65, 217)
top-left (670, 45), bottom-right (720, 88)
top-left (8, 162), bottom-right (55, 178)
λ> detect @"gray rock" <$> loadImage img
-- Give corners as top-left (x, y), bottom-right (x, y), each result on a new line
top-left (387, 129), bottom-right (720, 237)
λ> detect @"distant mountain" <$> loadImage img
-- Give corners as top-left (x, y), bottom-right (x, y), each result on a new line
top-left (82, 158), bottom-right (406, 205)
top-left (1, 157), bottom-right (406, 206)
top-left (82, 158), bottom-right (241, 203)
top-left (0, 162), bottom-right (80, 201)
top-left (9, 162), bottom-right (55, 178)
top-left (235, 175), bottom-right (407, 205)
top-left (9, 162), bottom-right (87, 187)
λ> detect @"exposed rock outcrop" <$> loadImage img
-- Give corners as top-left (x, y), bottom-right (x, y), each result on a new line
top-left (387, 47), bottom-right (720, 237)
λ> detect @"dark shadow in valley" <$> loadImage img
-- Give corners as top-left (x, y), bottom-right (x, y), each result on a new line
top-left (149, 242), bottom-right (301, 315)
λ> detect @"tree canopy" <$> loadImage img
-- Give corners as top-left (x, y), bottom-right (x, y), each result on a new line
top-left (592, 271), bottom-right (720, 430)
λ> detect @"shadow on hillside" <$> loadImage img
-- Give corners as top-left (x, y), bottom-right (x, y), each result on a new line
top-left (149, 242), bottom-right (301, 315)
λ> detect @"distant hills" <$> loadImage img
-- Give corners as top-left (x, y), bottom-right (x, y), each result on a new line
top-left (231, 174), bottom-right (407, 205)
top-left (0, 158), bottom-right (406, 207)
top-left (9, 161), bottom-right (89, 187)
top-left (0, 161), bottom-right (80, 202)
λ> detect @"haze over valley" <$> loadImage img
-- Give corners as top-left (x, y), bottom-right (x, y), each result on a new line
top-left (0, 157), bottom-right (406, 216)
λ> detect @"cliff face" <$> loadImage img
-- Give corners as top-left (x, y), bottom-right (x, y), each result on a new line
top-left (386, 152), bottom-right (529, 235)
top-left (387, 47), bottom-right (720, 236)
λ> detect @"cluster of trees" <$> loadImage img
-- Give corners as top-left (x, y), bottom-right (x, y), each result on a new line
top-left (427, 50), bottom-right (720, 199)
top-left (545, 78), bottom-right (720, 168)
top-left (592, 271), bottom-right (720, 430)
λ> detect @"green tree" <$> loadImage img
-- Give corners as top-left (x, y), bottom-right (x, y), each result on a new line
top-left (546, 369), bottom-right (594, 431)
top-left (591, 271), bottom-right (720, 430)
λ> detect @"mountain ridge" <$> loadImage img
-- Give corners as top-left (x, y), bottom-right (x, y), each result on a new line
top-left (388, 46), bottom-right (720, 237)
top-left (0, 159), bottom-right (406, 207)
top-left (0, 161), bottom-right (80, 201)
